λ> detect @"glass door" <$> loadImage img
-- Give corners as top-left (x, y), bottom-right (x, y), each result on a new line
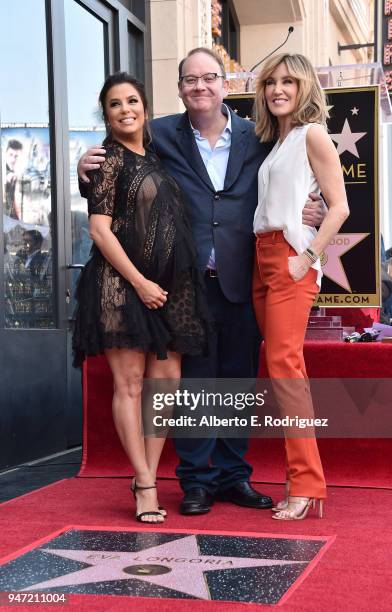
top-left (0, 0), bottom-right (145, 468)
top-left (0, 0), bottom-right (64, 468)
top-left (64, 0), bottom-right (112, 295)
top-left (63, 0), bottom-right (113, 445)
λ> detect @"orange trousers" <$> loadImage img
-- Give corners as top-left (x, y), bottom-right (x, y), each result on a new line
top-left (253, 231), bottom-right (326, 499)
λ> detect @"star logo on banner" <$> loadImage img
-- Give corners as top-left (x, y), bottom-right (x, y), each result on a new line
top-left (351, 107), bottom-right (359, 115)
top-left (24, 535), bottom-right (305, 599)
top-left (322, 233), bottom-right (369, 291)
top-left (330, 119), bottom-right (366, 157)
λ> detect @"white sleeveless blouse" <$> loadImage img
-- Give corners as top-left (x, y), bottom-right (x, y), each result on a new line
top-left (253, 123), bottom-right (322, 286)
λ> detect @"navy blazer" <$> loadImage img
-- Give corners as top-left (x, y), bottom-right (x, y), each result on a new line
top-left (151, 109), bottom-right (272, 303)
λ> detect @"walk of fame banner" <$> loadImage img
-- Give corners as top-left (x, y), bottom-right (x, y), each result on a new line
top-left (224, 86), bottom-right (380, 307)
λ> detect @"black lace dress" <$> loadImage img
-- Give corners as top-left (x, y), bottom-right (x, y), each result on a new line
top-left (72, 138), bottom-right (211, 367)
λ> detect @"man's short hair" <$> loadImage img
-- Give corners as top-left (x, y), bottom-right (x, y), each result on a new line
top-left (178, 47), bottom-right (226, 81)
top-left (7, 139), bottom-right (23, 151)
top-left (24, 229), bottom-right (43, 247)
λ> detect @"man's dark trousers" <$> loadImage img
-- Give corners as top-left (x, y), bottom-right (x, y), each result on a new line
top-left (174, 274), bottom-right (261, 494)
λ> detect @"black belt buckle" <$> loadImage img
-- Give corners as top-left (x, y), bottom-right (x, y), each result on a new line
top-left (207, 268), bottom-right (218, 278)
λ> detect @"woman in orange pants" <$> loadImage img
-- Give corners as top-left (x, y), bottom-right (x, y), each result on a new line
top-left (252, 53), bottom-right (349, 520)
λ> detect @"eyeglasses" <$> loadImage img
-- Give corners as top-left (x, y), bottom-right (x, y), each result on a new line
top-left (179, 73), bottom-right (225, 86)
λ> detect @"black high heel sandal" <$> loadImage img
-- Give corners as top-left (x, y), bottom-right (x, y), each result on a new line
top-left (131, 482), bottom-right (165, 523)
top-left (131, 478), bottom-right (167, 516)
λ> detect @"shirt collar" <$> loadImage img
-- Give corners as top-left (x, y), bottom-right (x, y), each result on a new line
top-left (189, 104), bottom-right (232, 138)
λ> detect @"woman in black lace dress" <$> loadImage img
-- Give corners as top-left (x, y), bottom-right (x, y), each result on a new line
top-left (72, 73), bottom-right (211, 523)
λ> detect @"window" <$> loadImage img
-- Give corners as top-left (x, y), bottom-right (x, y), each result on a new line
top-left (128, 21), bottom-right (144, 80)
top-left (0, 0), bottom-right (55, 328)
top-left (118, 0), bottom-right (145, 23)
top-left (218, 0), bottom-right (240, 62)
top-left (64, 0), bottom-right (107, 275)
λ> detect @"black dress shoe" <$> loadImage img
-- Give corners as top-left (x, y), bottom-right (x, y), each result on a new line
top-left (180, 487), bottom-right (214, 515)
top-left (217, 481), bottom-right (273, 509)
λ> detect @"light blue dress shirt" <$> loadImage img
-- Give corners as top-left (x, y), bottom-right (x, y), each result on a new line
top-left (190, 106), bottom-right (232, 269)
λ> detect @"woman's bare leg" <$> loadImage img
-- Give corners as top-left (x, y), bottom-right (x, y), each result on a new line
top-left (144, 351), bottom-right (181, 507)
top-left (105, 347), bottom-right (163, 522)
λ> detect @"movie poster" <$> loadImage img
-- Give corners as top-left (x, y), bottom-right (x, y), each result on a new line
top-left (1, 126), bottom-right (51, 228)
top-left (1, 126), bottom-right (53, 328)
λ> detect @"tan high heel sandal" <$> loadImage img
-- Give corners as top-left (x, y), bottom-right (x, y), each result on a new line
top-left (271, 481), bottom-right (290, 512)
top-left (272, 496), bottom-right (324, 521)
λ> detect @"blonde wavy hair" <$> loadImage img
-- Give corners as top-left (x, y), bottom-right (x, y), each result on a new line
top-left (254, 53), bottom-right (328, 142)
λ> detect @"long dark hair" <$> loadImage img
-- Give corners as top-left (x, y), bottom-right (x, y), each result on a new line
top-left (99, 72), bottom-right (152, 146)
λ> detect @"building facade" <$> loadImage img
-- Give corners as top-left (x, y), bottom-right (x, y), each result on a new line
top-left (148, 0), bottom-right (375, 115)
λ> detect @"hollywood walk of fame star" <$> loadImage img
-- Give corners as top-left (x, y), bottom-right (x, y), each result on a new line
top-left (351, 107), bottom-right (359, 115)
top-left (330, 119), bottom-right (366, 157)
top-left (322, 233), bottom-right (369, 292)
top-left (24, 535), bottom-right (306, 600)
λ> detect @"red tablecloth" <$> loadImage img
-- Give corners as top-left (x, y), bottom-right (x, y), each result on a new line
top-left (79, 342), bottom-right (392, 486)
top-left (260, 341), bottom-right (392, 378)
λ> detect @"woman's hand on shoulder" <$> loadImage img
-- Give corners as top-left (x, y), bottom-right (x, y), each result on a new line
top-left (133, 277), bottom-right (168, 309)
top-left (288, 254), bottom-right (311, 282)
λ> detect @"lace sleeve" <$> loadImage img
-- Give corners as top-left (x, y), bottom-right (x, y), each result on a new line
top-left (79, 178), bottom-right (88, 199)
top-left (87, 146), bottom-right (123, 217)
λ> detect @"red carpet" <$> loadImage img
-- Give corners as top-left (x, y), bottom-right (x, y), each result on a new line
top-left (79, 348), bottom-right (392, 487)
top-left (3, 343), bottom-right (391, 609)
top-left (1, 478), bottom-right (391, 611)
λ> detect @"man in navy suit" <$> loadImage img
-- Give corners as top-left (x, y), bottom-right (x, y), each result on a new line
top-left (78, 48), bottom-right (324, 515)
